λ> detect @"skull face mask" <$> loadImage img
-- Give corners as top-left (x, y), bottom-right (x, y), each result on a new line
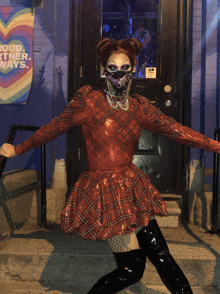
top-left (104, 69), bottom-right (133, 97)
top-left (104, 53), bottom-right (133, 98)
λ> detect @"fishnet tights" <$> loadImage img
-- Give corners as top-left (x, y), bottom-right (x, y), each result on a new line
top-left (107, 227), bottom-right (142, 253)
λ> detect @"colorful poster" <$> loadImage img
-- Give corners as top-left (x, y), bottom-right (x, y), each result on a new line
top-left (0, 7), bottom-right (35, 104)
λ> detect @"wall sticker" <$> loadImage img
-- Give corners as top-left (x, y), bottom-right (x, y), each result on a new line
top-left (0, 7), bottom-right (35, 104)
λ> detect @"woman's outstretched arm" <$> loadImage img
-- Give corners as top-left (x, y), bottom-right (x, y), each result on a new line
top-left (137, 94), bottom-right (220, 153)
top-left (0, 85), bottom-right (92, 158)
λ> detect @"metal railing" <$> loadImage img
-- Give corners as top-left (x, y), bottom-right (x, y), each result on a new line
top-left (211, 128), bottom-right (220, 233)
top-left (0, 124), bottom-right (46, 227)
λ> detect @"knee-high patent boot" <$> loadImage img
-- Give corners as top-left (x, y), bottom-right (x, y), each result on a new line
top-left (87, 248), bottom-right (146, 294)
top-left (137, 219), bottom-right (193, 294)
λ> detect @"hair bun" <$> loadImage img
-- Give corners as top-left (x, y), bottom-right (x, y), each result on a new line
top-left (127, 38), bottom-right (143, 55)
top-left (95, 38), bottom-right (115, 55)
top-left (94, 37), bottom-right (143, 67)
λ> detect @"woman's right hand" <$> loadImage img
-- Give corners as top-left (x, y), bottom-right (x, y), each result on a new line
top-left (0, 143), bottom-right (17, 158)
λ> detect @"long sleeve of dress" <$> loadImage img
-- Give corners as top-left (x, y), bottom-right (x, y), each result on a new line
top-left (14, 85), bottom-right (93, 155)
top-left (136, 94), bottom-right (220, 153)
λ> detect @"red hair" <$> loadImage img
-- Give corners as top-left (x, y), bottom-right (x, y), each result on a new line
top-left (95, 38), bottom-right (143, 68)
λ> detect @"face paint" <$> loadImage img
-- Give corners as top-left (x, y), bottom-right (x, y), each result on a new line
top-left (106, 63), bottom-right (131, 72)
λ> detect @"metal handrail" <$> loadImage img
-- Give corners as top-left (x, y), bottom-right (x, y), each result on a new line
top-left (0, 124), bottom-right (46, 227)
top-left (211, 128), bottom-right (220, 233)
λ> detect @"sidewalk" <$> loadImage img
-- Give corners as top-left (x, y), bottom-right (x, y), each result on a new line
top-left (0, 222), bottom-right (220, 293)
top-left (1, 281), bottom-right (219, 293)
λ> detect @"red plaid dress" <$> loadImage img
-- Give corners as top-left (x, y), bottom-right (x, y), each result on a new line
top-left (15, 85), bottom-right (220, 240)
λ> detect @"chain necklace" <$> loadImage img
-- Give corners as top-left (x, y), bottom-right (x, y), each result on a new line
top-left (106, 92), bottom-right (129, 111)
top-left (105, 79), bottom-right (131, 111)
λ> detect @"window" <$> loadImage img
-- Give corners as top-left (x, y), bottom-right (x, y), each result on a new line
top-left (102, 0), bottom-right (159, 78)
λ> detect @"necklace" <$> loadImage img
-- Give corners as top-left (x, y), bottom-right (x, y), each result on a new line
top-left (105, 79), bottom-right (131, 111)
top-left (106, 92), bottom-right (129, 111)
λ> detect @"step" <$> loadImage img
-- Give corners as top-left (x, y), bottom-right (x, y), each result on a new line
top-left (161, 193), bottom-right (182, 209)
top-left (161, 193), bottom-right (182, 199)
top-left (156, 199), bottom-right (181, 227)
top-left (0, 169), bottom-right (38, 238)
top-left (0, 241), bottom-right (216, 287)
top-left (0, 226), bottom-right (219, 293)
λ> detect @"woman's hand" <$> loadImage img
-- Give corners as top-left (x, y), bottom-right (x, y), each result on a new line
top-left (0, 143), bottom-right (17, 158)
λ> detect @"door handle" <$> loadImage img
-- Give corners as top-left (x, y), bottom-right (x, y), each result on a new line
top-left (164, 100), bottom-right (172, 107)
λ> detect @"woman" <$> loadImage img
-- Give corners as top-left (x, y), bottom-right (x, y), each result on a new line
top-left (1, 38), bottom-right (220, 294)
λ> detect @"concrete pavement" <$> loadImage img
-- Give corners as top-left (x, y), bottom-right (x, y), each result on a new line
top-left (0, 222), bottom-right (220, 293)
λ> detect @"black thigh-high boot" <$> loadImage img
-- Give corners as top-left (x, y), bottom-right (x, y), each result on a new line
top-left (87, 248), bottom-right (146, 294)
top-left (137, 219), bottom-right (193, 294)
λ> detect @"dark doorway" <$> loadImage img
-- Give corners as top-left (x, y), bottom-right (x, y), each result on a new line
top-left (67, 0), bottom-right (192, 197)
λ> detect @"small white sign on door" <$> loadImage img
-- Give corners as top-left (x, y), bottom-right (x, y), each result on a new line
top-left (145, 67), bottom-right (157, 79)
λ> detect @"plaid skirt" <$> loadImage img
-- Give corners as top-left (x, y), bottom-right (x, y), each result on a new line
top-left (61, 164), bottom-right (168, 240)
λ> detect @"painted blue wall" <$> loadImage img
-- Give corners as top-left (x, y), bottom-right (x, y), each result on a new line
top-left (0, 0), bottom-right (69, 186)
top-left (2, 0), bottom-right (219, 191)
top-left (191, 0), bottom-right (220, 191)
